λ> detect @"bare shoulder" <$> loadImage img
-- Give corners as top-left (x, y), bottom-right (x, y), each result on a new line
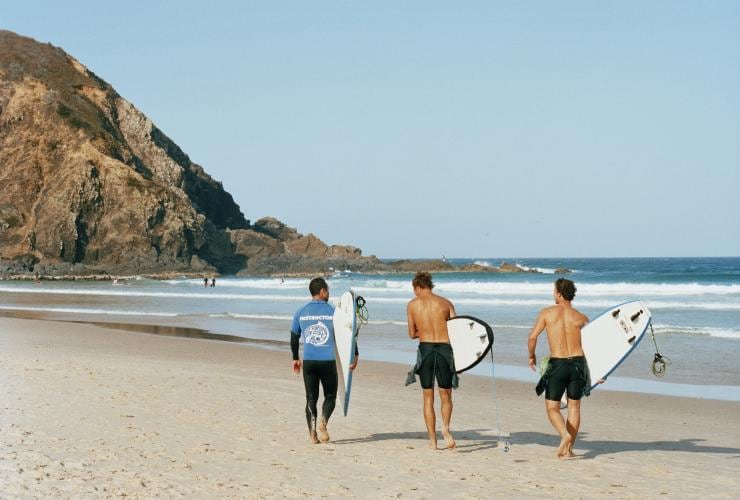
top-left (541, 304), bottom-right (558, 316)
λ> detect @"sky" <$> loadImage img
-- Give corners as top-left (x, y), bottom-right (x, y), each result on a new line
top-left (2, 1), bottom-right (739, 258)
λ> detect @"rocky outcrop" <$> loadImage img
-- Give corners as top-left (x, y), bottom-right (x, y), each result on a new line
top-left (458, 262), bottom-right (541, 273)
top-left (0, 30), bottom-right (250, 275)
top-left (229, 218), bottom-right (382, 275)
top-left (386, 259), bottom-right (455, 273)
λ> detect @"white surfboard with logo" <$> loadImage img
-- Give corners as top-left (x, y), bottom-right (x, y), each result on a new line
top-left (581, 300), bottom-right (652, 391)
top-left (333, 290), bottom-right (360, 416)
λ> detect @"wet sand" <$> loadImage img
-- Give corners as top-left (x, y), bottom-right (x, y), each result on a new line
top-left (1, 316), bottom-right (739, 498)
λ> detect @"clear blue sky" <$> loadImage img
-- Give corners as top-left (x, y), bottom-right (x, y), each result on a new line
top-left (3, 1), bottom-right (739, 258)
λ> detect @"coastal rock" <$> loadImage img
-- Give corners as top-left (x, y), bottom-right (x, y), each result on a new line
top-left (458, 263), bottom-right (499, 273)
top-left (497, 262), bottom-right (539, 273)
top-left (231, 218), bottom-right (382, 276)
top-left (386, 259), bottom-right (455, 273)
top-left (0, 30), bottom-right (247, 276)
top-left (554, 267), bottom-right (571, 274)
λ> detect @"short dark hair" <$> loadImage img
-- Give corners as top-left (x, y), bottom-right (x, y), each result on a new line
top-left (412, 271), bottom-right (434, 290)
top-left (555, 278), bottom-right (576, 301)
top-left (309, 277), bottom-right (328, 296)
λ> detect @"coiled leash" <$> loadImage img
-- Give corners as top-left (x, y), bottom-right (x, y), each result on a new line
top-left (648, 321), bottom-right (671, 377)
top-left (355, 295), bottom-right (369, 332)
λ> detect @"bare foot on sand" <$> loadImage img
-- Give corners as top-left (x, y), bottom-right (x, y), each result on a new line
top-left (441, 427), bottom-right (456, 450)
top-left (556, 434), bottom-right (572, 458)
top-left (317, 419), bottom-right (330, 443)
top-left (309, 430), bottom-right (320, 444)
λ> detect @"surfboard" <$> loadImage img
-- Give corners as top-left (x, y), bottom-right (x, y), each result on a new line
top-left (581, 300), bottom-right (652, 391)
top-left (333, 290), bottom-right (360, 416)
top-left (447, 316), bottom-right (494, 373)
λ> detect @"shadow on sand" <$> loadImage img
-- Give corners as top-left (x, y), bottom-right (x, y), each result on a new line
top-left (332, 428), bottom-right (506, 453)
top-left (509, 431), bottom-right (740, 459)
top-left (333, 429), bottom-right (740, 458)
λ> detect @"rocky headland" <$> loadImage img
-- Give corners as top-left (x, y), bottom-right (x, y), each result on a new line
top-left (0, 30), bottom-right (567, 279)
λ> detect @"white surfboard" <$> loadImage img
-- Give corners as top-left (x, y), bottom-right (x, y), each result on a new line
top-left (581, 300), bottom-right (652, 391)
top-left (447, 316), bottom-right (494, 373)
top-left (333, 290), bottom-right (360, 416)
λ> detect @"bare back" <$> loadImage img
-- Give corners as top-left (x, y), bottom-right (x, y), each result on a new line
top-left (407, 290), bottom-right (456, 343)
top-left (538, 304), bottom-right (589, 357)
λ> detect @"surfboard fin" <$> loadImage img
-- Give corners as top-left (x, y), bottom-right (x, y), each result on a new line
top-left (611, 309), bottom-right (620, 318)
top-left (630, 310), bottom-right (643, 322)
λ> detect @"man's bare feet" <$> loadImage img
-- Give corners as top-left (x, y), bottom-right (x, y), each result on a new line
top-left (317, 419), bottom-right (330, 443)
top-left (556, 434), bottom-right (572, 458)
top-left (309, 430), bottom-right (320, 444)
top-left (441, 427), bottom-right (456, 450)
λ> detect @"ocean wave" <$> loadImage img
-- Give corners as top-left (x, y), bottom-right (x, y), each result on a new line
top-left (0, 286), bottom-right (307, 302)
top-left (652, 324), bottom-right (740, 340)
top-left (2, 285), bottom-right (738, 310)
top-left (0, 305), bottom-right (179, 317)
top-left (434, 281), bottom-right (740, 297)
top-left (208, 312), bottom-right (294, 321)
top-left (336, 281), bottom-right (740, 297)
top-left (164, 278), bottom-right (308, 289)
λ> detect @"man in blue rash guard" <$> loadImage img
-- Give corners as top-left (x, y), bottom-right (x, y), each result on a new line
top-left (291, 277), bottom-right (358, 444)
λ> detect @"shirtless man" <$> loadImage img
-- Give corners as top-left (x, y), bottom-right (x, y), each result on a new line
top-left (527, 278), bottom-right (590, 459)
top-left (406, 272), bottom-right (457, 450)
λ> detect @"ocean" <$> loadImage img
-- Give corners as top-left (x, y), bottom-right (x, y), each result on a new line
top-left (2, 257), bottom-right (739, 400)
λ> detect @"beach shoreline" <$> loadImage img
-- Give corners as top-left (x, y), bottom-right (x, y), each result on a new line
top-left (2, 315), bottom-right (739, 497)
top-left (3, 308), bottom-right (739, 402)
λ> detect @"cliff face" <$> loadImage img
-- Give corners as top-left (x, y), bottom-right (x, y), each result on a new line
top-left (1, 30), bottom-right (531, 279)
top-left (0, 30), bottom-right (249, 275)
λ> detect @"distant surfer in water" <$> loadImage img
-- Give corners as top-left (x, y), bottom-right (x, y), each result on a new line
top-left (528, 278), bottom-right (591, 459)
top-left (406, 272), bottom-right (458, 450)
top-left (291, 277), bottom-right (358, 444)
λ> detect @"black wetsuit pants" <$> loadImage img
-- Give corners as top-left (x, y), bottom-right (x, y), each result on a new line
top-left (302, 360), bottom-right (338, 431)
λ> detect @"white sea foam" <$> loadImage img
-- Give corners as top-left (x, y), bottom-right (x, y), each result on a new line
top-left (652, 324), bottom-right (740, 340)
top-left (428, 281), bottom-right (740, 298)
top-left (342, 281), bottom-right (740, 297)
top-left (164, 278), bottom-right (308, 289)
top-left (0, 286), bottom-right (307, 302)
top-left (145, 277), bottom-right (740, 298)
top-left (208, 312), bottom-right (294, 321)
top-left (0, 305), bottom-right (179, 317)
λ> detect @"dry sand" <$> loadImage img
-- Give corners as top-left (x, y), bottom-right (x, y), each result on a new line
top-left (1, 316), bottom-right (739, 498)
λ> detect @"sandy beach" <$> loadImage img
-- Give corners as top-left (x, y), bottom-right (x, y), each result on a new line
top-left (1, 316), bottom-right (739, 499)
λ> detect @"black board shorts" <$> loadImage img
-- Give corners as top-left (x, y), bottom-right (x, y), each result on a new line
top-left (418, 342), bottom-right (454, 390)
top-left (544, 356), bottom-right (588, 401)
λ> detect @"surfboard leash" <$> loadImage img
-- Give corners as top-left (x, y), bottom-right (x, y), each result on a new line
top-left (648, 321), bottom-right (671, 378)
top-left (489, 349), bottom-right (511, 453)
top-left (355, 295), bottom-right (369, 327)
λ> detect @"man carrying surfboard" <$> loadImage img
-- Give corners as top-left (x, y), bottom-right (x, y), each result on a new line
top-left (291, 278), bottom-right (358, 444)
top-left (527, 278), bottom-right (590, 459)
top-left (406, 272), bottom-right (458, 450)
